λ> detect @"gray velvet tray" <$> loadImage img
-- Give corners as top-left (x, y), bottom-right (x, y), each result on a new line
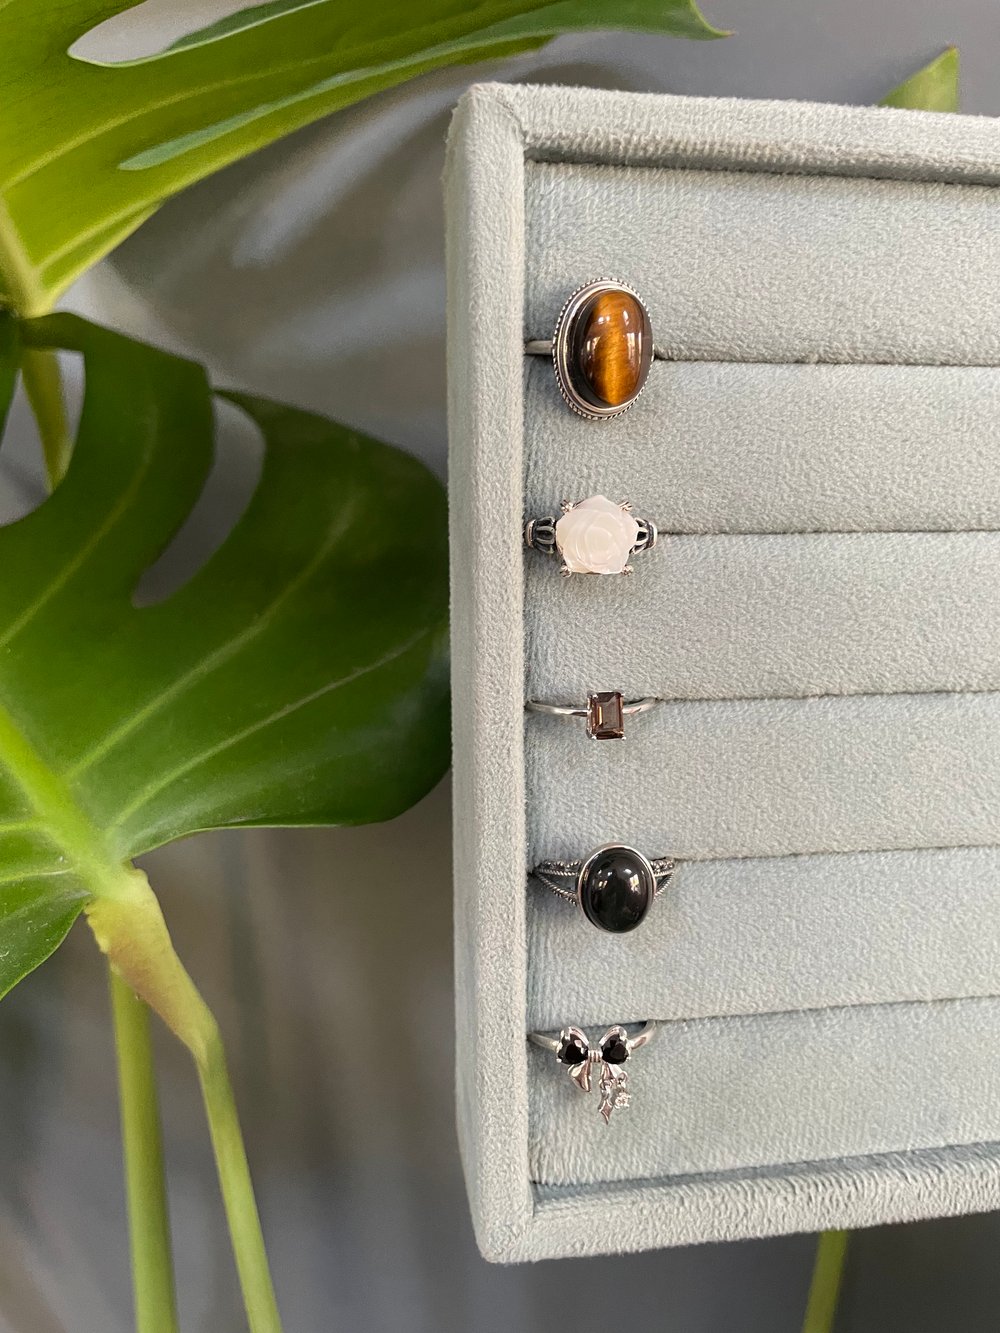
top-left (445, 81), bottom-right (1000, 1262)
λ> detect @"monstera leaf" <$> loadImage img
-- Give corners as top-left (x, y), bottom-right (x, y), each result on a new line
top-left (0, 312), bottom-right (449, 1002)
top-left (0, 0), bottom-right (724, 316)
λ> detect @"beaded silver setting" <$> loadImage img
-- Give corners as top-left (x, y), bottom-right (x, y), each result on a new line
top-left (523, 279), bottom-right (660, 420)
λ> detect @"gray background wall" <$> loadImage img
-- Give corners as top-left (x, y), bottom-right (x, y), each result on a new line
top-left (3, 2), bottom-right (1000, 1329)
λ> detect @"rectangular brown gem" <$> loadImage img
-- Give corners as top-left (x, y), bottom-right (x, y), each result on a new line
top-left (586, 691), bottom-right (625, 740)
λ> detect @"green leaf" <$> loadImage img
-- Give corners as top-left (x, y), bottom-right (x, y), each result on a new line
top-left (0, 0), bottom-right (726, 316)
top-left (0, 313), bottom-right (449, 999)
top-left (880, 46), bottom-right (959, 112)
top-left (0, 316), bottom-right (16, 437)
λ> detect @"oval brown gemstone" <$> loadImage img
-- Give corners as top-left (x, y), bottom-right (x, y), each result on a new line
top-left (569, 287), bottom-right (652, 410)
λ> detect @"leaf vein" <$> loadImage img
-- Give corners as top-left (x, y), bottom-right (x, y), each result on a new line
top-left (4, 40), bottom-right (407, 192)
top-left (4, 4), bottom-right (587, 193)
top-left (114, 624), bottom-right (436, 832)
top-left (0, 868), bottom-right (73, 892)
top-left (0, 437), bottom-right (157, 652)
top-left (67, 482), bottom-right (361, 777)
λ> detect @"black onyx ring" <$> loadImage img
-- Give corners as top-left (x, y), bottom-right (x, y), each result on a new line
top-left (528, 1022), bottom-right (657, 1123)
top-left (524, 280), bottom-right (664, 420)
top-left (524, 495), bottom-right (657, 576)
top-left (532, 843), bottom-right (675, 933)
top-left (526, 692), bottom-right (659, 740)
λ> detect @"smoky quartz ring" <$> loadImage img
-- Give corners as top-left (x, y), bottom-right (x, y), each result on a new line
top-left (524, 279), bottom-right (664, 419)
top-left (526, 692), bottom-right (659, 740)
top-left (524, 495), bottom-right (657, 576)
top-left (528, 1021), bottom-right (657, 1123)
top-left (532, 843), bottom-right (675, 934)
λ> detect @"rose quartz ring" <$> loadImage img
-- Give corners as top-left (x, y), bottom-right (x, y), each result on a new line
top-left (524, 494), bottom-right (657, 576)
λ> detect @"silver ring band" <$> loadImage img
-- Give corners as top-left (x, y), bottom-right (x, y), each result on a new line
top-left (528, 1022), bottom-right (656, 1122)
top-left (524, 338), bottom-right (668, 360)
top-left (526, 697), bottom-right (658, 720)
top-left (526, 693), bottom-right (658, 740)
top-left (528, 1021), bottom-right (657, 1055)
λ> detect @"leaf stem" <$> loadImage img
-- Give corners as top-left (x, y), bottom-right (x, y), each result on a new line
top-left (197, 1023), bottom-right (283, 1333)
top-left (20, 346), bottom-right (72, 487)
top-left (110, 969), bottom-right (179, 1333)
top-left (801, 1229), bottom-right (849, 1333)
top-left (88, 881), bottom-right (284, 1333)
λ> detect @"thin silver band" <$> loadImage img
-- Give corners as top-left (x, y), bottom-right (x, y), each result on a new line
top-left (524, 339), bottom-right (668, 360)
top-left (528, 1021), bottom-right (657, 1054)
top-left (526, 697), bottom-right (658, 720)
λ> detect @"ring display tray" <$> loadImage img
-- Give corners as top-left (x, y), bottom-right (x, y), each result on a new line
top-left (445, 82), bottom-right (1000, 1262)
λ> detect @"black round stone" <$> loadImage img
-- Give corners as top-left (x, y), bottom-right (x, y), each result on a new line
top-left (557, 1034), bottom-right (588, 1066)
top-left (578, 845), bottom-right (654, 933)
top-left (601, 1032), bottom-right (629, 1065)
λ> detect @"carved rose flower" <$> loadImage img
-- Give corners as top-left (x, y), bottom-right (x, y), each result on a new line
top-left (555, 495), bottom-right (639, 575)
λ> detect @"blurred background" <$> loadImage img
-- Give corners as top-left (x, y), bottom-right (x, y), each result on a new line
top-left (3, 1), bottom-right (1000, 1329)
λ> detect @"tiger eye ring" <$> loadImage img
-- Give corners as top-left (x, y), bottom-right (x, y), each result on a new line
top-left (525, 280), bottom-right (660, 420)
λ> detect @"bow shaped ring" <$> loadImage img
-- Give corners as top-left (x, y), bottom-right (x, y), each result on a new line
top-left (528, 1022), bottom-right (657, 1124)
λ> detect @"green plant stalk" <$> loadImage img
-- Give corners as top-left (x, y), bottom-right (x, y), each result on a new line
top-left (110, 969), bottom-right (179, 1333)
top-left (198, 1030), bottom-right (283, 1333)
top-left (99, 889), bottom-right (282, 1333)
top-left (801, 1230), bottom-right (849, 1333)
top-left (88, 884), bottom-right (285, 1333)
top-left (20, 346), bottom-right (72, 486)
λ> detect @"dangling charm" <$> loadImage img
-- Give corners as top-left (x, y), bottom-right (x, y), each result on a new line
top-left (599, 1063), bottom-right (630, 1124)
